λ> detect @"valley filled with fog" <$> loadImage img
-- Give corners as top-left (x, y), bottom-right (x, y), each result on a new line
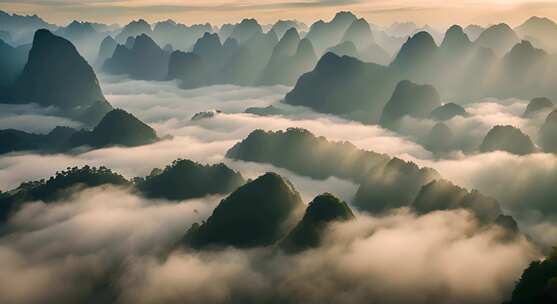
top-left (1, 8), bottom-right (557, 304)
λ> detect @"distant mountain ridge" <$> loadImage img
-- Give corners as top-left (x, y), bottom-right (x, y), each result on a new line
top-left (284, 26), bottom-right (557, 123)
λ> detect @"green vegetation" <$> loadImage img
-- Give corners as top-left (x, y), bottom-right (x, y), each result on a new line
top-left (411, 179), bottom-right (502, 223)
top-left (135, 159), bottom-right (245, 201)
top-left (0, 165), bottom-right (129, 221)
top-left (227, 128), bottom-right (390, 183)
top-left (281, 193), bottom-right (354, 253)
top-left (228, 128), bottom-right (440, 214)
top-left (69, 109), bottom-right (159, 148)
top-left (183, 172), bottom-right (304, 249)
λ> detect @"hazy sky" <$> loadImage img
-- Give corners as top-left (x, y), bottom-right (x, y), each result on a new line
top-left (2, 0), bottom-right (557, 28)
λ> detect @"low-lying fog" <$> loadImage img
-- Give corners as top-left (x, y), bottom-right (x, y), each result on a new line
top-left (1, 76), bottom-right (555, 303)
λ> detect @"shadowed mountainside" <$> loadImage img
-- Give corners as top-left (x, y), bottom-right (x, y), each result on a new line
top-left (183, 172), bottom-right (304, 249)
top-left (1, 29), bottom-right (112, 125)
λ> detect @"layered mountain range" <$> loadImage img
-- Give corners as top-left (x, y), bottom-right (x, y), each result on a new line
top-left (285, 24), bottom-right (557, 123)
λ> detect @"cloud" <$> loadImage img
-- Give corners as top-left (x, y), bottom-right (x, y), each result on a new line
top-left (0, 185), bottom-right (220, 303)
top-left (396, 98), bottom-right (541, 154)
top-left (0, 80), bottom-right (428, 191)
top-left (0, 188), bottom-right (536, 304)
top-left (0, 78), bottom-right (551, 303)
top-left (118, 209), bottom-right (538, 304)
top-left (0, 103), bottom-right (82, 133)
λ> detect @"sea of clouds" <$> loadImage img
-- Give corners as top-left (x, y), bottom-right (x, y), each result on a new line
top-left (0, 76), bottom-right (555, 303)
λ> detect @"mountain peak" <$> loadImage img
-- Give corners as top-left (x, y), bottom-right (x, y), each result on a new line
top-left (342, 18), bottom-right (374, 49)
top-left (272, 27), bottom-right (300, 58)
top-left (475, 23), bottom-right (519, 55)
top-left (479, 125), bottom-right (535, 155)
top-left (280, 193), bottom-right (354, 253)
top-left (392, 31), bottom-right (438, 67)
top-left (132, 33), bottom-right (162, 53)
top-left (520, 16), bottom-right (557, 28)
top-left (12, 29), bottom-right (110, 123)
top-left (332, 11), bottom-right (357, 23)
top-left (523, 97), bottom-right (554, 117)
top-left (380, 80), bottom-right (441, 129)
top-left (183, 172), bottom-right (304, 249)
top-left (193, 32), bottom-right (222, 56)
top-left (282, 27), bottom-right (300, 42)
top-left (504, 40), bottom-right (546, 63)
top-left (70, 109), bottom-right (158, 148)
top-left (441, 25), bottom-right (471, 50)
top-left (297, 38), bottom-right (315, 56)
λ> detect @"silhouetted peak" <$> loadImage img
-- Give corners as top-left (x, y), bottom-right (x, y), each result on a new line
top-left (518, 16), bottom-right (557, 30)
top-left (126, 19), bottom-right (151, 30)
top-left (523, 97), bottom-right (554, 117)
top-left (200, 31), bottom-right (220, 43)
top-left (332, 11), bottom-right (357, 24)
top-left (412, 179), bottom-right (502, 222)
top-left (380, 80), bottom-right (441, 128)
top-left (33, 28), bottom-right (59, 45)
top-left (154, 19), bottom-right (177, 29)
top-left (68, 108), bottom-right (158, 148)
top-left (479, 125), bottom-right (535, 155)
top-left (239, 18), bottom-right (259, 27)
top-left (254, 172), bottom-right (295, 190)
top-left (193, 32), bottom-right (222, 55)
top-left (475, 23), bottom-right (519, 54)
top-left (135, 159), bottom-right (245, 201)
top-left (282, 27), bottom-right (301, 43)
top-left (229, 19), bottom-right (263, 43)
top-left (101, 35), bottom-right (115, 45)
top-left (271, 20), bottom-right (305, 39)
top-left (341, 18), bottom-right (374, 48)
top-left (310, 20), bottom-right (325, 30)
top-left (235, 18), bottom-right (261, 33)
top-left (95, 109), bottom-right (150, 131)
top-left (280, 193), bottom-right (354, 253)
top-left (11, 29), bottom-right (109, 117)
top-left (424, 122), bottom-right (453, 154)
top-left (344, 18), bottom-right (372, 35)
top-left (65, 20), bottom-right (95, 32)
top-left (506, 39), bottom-right (546, 59)
top-left (183, 171), bottom-right (303, 249)
top-left (407, 31), bottom-right (437, 45)
top-left (430, 102), bottom-right (468, 121)
top-left (392, 31), bottom-right (438, 67)
top-left (132, 33), bottom-right (161, 53)
top-left (303, 193), bottom-right (354, 223)
top-left (315, 52), bottom-right (343, 69)
top-left (483, 23), bottom-right (514, 35)
top-left (441, 25), bottom-right (471, 50)
top-left (272, 28), bottom-right (300, 58)
top-left (296, 38), bottom-right (316, 56)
